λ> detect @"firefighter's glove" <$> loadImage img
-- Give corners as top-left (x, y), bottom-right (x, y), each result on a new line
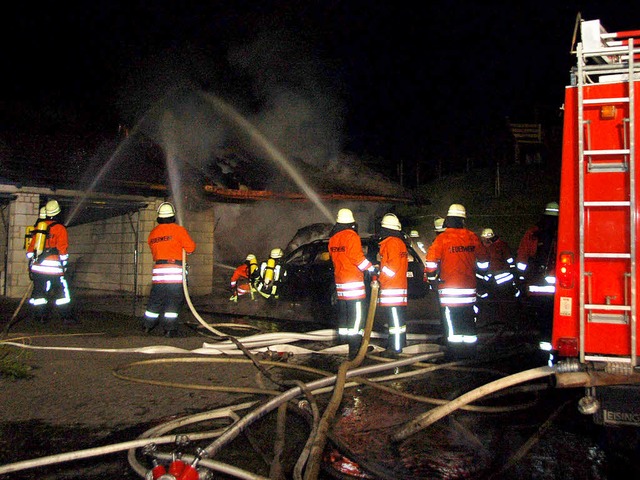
top-left (229, 294), bottom-right (238, 303)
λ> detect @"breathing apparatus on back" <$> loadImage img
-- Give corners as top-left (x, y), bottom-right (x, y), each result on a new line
top-left (32, 220), bottom-right (49, 258)
top-left (32, 200), bottom-right (61, 259)
top-left (256, 248), bottom-right (285, 299)
top-left (247, 254), bottom-right (259, 281)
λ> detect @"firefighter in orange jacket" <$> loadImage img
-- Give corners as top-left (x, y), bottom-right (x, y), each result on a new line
top-left (516, 201), bottom-right (558, 344)
top-left (377, 213), bottom-right (409, 358)
top-left (329, 208), bottom-right (374, 359)
top-left (516, 201), bottom-right (558, 295)
top-left (229, 254), bottom-right (258, 302)
top-left (143, 202), bottom-right (196, 337)
top-left (425, 203), bottom-right (489, 354)
top-left (478, 227), bottom-right (516, 299)
top-left (26, 199), bottom-right (73, 324)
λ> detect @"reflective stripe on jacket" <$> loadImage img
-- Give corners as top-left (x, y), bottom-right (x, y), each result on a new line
top-left (426, 227), bottom-right (488, 305)
top-left (27, 220), bottom-right (69, 276)
top-left (486, 237), bottom-right (514, 272)
top-left (329, 229), bottom-right (372, 301)
top-left (148, 223), bottom-right (196, 284)
top-left (378, 236), bottom-right (408, 307)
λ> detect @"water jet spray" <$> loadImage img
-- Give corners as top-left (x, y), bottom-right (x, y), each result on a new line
top-left (197, 91), bottom-right (334, 223)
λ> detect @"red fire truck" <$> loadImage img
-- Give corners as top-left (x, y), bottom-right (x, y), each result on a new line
top-left (553, 18), bottom-right (640, 426)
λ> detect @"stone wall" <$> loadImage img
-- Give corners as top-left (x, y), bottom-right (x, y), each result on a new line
top-left (3, 193), bottom-right (40, 298)
top-left (1, 189), bottom-right (214, 299)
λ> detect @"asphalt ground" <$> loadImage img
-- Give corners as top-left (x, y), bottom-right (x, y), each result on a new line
top-left (1, 285), bottom-right (638, 479)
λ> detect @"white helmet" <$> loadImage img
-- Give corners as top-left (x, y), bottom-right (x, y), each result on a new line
top-left (481, 228), bottom-right (495, 239)
top-left (381, 213), bottom-right (401, 231)
top-left (447, 203), bottom-right (466, 218)
top-left (336, 208), bottom-right (355, 224)
top-left (409, 230), bottom-right (420, 238)
top-left (270, 248), bottom-right (284, 259)
top-left (38, 207), bottom-right (47, 219)
top-left (544, 201), bottom-right (559, 216)
top-left (434, 217), bottom-right (445, 232)
top-left (157, 202), bottom-right (176, 218)
top-left (45, 200), bottom-right (61, 217)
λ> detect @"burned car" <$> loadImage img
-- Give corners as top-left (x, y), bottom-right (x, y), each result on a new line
top-left (279, 235), bottom-right (428, 321)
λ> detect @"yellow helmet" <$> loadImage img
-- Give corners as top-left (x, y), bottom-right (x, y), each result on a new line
top-left (39, 207), bottom-right (47, 219)
top-left (409, 230), bottom-right (420, 238)
top-left (45, 200), bottom-right (61, 217)
top-left (544, 201), bottom-right (559, 216)
top-left (447, 203), bottom-right (466, 218)
top-left (157, 202), bottom-right (176, 218)
top-left (246, 254), bottom-right (256, 261)
top-left (270, 248), bottom-right (284, 259)
top-left (434, 217), bottom-right (445, 232)
top-left (336, 208), bottom-right (355, 224)
top-left (481, 228), bottom-right (495, 239)
top-left (381, 213), bottom-right (402, 231)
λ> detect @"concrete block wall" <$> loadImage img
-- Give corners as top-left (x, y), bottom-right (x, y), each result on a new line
top-left (2, 192), bottom-right (214, 300)
top-left (4, 193), bottom-right (40, 298)
top-left (69, 212), bottom-right (140, 293)
top-left (70, 201), bottom-right (214, 298)
top-left (182, 205), bottom-right (215, 297)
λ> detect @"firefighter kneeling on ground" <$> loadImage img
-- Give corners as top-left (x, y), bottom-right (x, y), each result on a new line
top-left (425, 203), bottom-right (489, 357)
top-left (26, 200), bottom-right (74, 324)
top-left (229, 254), bottom-right (259, 302)
top-left (254, 248), bottom-right (287, 300)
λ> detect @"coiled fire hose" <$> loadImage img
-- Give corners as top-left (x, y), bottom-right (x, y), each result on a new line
top-left (181, 249), bottom-right (288, 390)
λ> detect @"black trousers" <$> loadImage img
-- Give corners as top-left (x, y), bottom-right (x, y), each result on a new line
top-left (29, 272), bottom-right (72, 321)
top-left (143, 283), bottom-right (185, 332)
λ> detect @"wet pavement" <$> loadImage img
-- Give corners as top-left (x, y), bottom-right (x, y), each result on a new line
top-left (1, 288), bottom-right (640, 479)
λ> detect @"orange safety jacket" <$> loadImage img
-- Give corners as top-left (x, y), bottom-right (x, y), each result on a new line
top-left (486, 237), bottom-right (514, 272)
top-left (230, 264), bottom-right (251, 295)
top-left (425, 227), bottom-right (488, 307)
top-left (329, 228), bottom-right (372, 301)
top-left (516, 225), bottom-right (539, 270)
top-left (27, 220), bottom-right (69, 276)
top-left (378, 236), bottom-right (408, 307)
top-left (148, 223), bottom-right (196, 284)
top-left (516, 225), bottom-right (557, 295)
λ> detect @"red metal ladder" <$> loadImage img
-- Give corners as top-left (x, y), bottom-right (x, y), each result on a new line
top-left (576, 19), bottom-right (640, 367)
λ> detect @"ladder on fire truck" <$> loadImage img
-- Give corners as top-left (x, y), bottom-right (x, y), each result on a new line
top-left (576, 20), bottom-right (640, 367)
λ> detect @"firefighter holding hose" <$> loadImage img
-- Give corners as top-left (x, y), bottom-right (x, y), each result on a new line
top-left (26, 199), bottom-right (74, 324)
top-left (142, 202), bottom-right (196, 337)
top-left (425, 203), bottom-right (488, 357)
top-left (328, 208), bottom-right (374, 360)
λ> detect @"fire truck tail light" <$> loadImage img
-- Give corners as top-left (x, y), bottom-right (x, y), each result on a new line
top-left (557, 252), bottom-right (574, 289)
top-left (557, 337), bottom-right (579, 357)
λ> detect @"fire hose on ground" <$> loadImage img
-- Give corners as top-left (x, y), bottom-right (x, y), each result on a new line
top-left (391, 365), bottom-right (556, 443)
top-left (302, 279), bottom-right (379, 480)
top-left (0, 254), bottom-right (565, 479)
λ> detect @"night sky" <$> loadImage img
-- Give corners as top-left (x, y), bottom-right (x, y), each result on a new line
top-left (3, 1), bottom-right (640, 181)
